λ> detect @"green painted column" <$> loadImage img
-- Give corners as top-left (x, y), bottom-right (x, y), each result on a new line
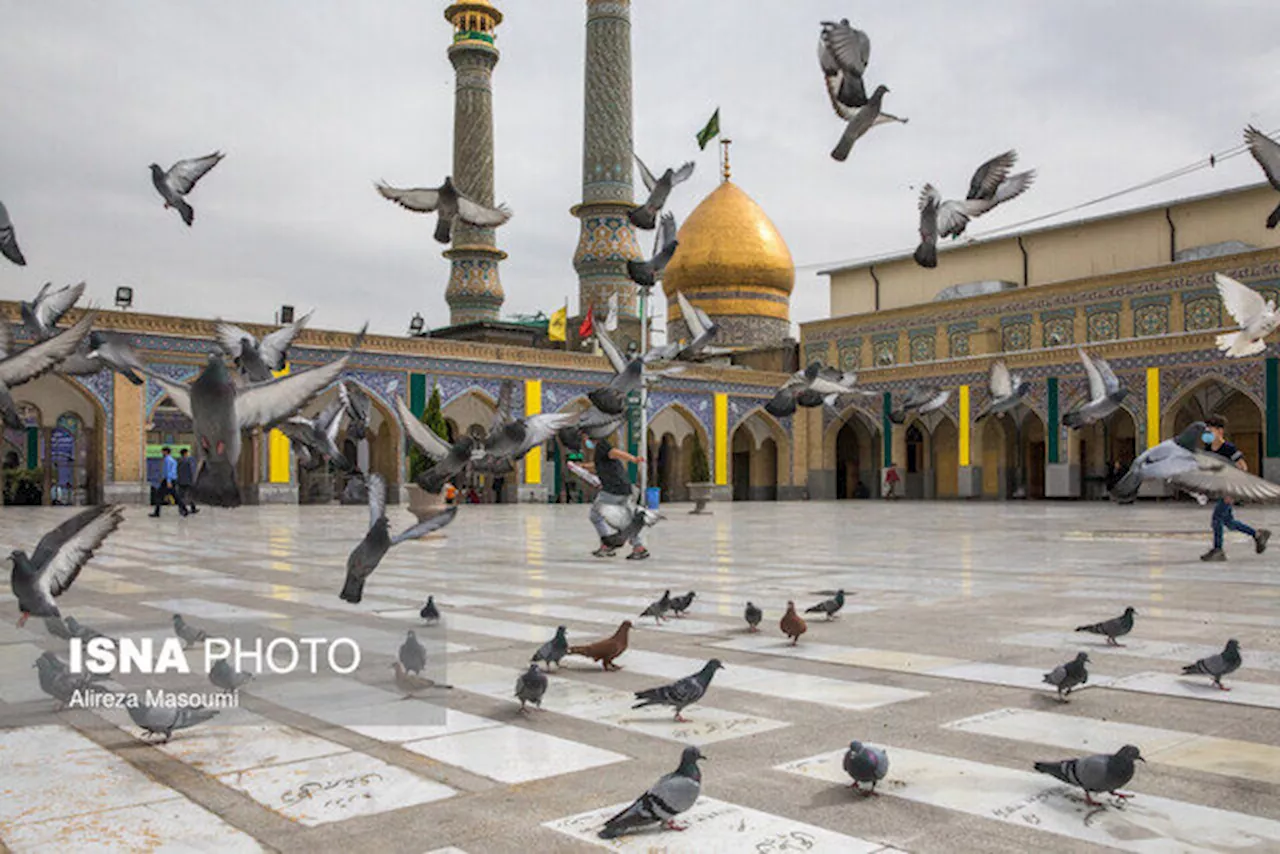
top-left (1047, 377), bottom-right (1060, 464)
top-left (881, 392), bottom-right (892, 467)
top-left (409, 373), bottom-right (427, 418)
top-left (1268, 358), bottom-right (1280, 458)
top-left (26, 427), bottom-right (38, 470)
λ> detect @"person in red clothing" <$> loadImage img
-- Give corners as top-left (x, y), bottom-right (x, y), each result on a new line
top-left (884, 463), bottom-right (901, 499)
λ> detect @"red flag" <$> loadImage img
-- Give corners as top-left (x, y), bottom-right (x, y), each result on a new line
top-left (579, 305), bottom-right (594, 338)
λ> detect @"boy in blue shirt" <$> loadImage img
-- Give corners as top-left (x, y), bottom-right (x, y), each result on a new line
top-left (1201, 414), bottom-right (1270, 561)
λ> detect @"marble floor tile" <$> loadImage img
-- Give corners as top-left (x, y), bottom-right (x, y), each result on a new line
top-left (140, 598), bottom-right (284, 621)
top-left (2, 796), bottom-right (265, 853)
top-left (1106, 671), bottom-right (1280, 709)
top-left (402, 725), bottom-right (627, 783)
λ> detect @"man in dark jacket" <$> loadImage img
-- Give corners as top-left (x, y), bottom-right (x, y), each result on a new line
top-left (176, 448), bottom-right (198, 515)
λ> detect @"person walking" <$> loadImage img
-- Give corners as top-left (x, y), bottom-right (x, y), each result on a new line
top-left (176, 448), bottom-right (198, 515)
top-left (581, 429), bottom-right (649, 560)
top-left (1201, 414), bottom-right (1270, 561)
top-left (150, 446), bottom-right (186, 518)
top-left (884, 462), bottom-right (901, 500)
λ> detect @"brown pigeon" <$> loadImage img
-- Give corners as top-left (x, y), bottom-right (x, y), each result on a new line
top-left (568, 620), bottom-right (632, 671)
top-left (781, 601), bottom-right (807, 646)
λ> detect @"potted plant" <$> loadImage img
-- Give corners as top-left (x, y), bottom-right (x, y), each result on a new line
top-left (685, 435), bottom-right (715, 514)
top-left (406, 384), bottom-right (450, 519)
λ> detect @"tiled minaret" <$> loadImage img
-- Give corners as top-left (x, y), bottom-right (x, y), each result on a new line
top-left (570, 0), bottom-right (644, 348)
top-left (444, 1), bottom-right (506, 325)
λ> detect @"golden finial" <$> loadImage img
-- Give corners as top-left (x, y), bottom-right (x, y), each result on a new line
top-left (720, 138), bottom-right (732, 183)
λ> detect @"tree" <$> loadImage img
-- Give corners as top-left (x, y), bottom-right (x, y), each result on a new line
top-left (689, 432), bottom-right (711, 483)
top-left (409, 384), bottom-right (449, 482)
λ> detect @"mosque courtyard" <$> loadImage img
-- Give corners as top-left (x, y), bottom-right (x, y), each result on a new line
top-left (1, 499), bottom-right (1279, 853)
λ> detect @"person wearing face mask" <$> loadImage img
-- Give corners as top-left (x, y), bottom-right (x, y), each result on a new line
top-left (1201, 413), bottom-right (1271, 562)
top-left (580, 428), bottom-right (649, 559)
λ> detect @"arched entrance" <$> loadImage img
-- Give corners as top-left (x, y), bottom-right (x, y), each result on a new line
top-left (933, 417), bottom-right (959, 498)
top-left (832, 411), bottom-right (880, 499)
top-left (4, 375), bottom-right (105, 505)
top-left (1075, 407), bottom-right (1138, 499)
top-left (904, 422), bottom-right (926, 499)
top-left (729, 409), bottom-right (787, 501)
top-left (295, 382), bottom-right (401, 505)
top-left (443, 389), bottom-right (504, 503)
top-left (646, 403), bottom-right (710, 503)
top-left (1165, 379), bottom-right (1263, 473)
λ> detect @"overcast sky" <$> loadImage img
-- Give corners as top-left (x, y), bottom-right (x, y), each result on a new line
top-left (1, 1), bottom-right (1278, 340)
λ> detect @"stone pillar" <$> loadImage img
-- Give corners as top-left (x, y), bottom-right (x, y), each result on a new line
top-left (444, 2), bottom-right (507, 324)
top-left (571, 0), bottom-right (644, 351)
top-left (956, 384), bottom-right (982, 498)
top-left (105, 372), bottom-right (148, 504)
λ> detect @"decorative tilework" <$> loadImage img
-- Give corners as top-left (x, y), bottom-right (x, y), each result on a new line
top-left (1041, 317), bottom-right (1073, 348)
top-left (1086, 310), bottom-right (1120, 342)
top-left (836, 337), bottom-right (862, 372)
top-left (872, 338), bottom-right (896, 367)
top-left (803, 341), bottom-right (830, 368)
top-left (1183, 295), bottom-right (1222, 331)
top-left (649, 393), bottom-right (713, 436)
top-left (1134, 304), bottom-right (1170, 337)
top-left (1001, 322), bottom-right (1031, 352)
top-left (949, 331), bottom-right (971, 358)
top-left (144, 363), bottom-right (201, 416)
top-left (909, 331), bottom-right (936, 363)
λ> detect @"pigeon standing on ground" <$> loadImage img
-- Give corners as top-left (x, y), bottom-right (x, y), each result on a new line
top-left (128, 698), bottom-right (220, 742)
top-left (172, 614), bottom-right (208, 649)
top-left (9, 505), bottom-right (124, 627)
top-left (390, 661), bottom-right (451, 696)
top-left (216, 311), bottom-right (314, 383)
top-left (914, 151), bottom-right (1035, 268)
top-left (420, 595), bottom-right (440, 624)
top-left (744, 602), bottom-right (763, 632)
top-left (376, 177), bottom-right (512, 244)
top-left (830, 85), bottom-right (905, 162)
top-left (341, 475), bottom-right (459, 603)
top-left (974, 361), bottom-right (1029, 422)
top-left (568, 620), bottom-right (632, 671)
top-left (150, 151), bottom-right (225, 226)
top-left (34, 655), bottom-right (97, 710)
top-left (632, 659), bottom-right (724, 722)
top-left (1034, 745), bottom-right (1144, 807)
top-left (1244, 125), bottom-right (1280, 229)
top-left (598, 746), bottom-right (705, 839)
top-left (669, 591), bottom-right (696, 617)
top-left (641, 590), bottom-right (673, 624)
top-left (64, 616), bottom-right (109, 642)
top-left (208, 659), bottom-right (253, 693)
top-left (1181, 639), bottom-right (1242, 690)
top-left (781, 601), bottom-right (807, 645)
top-left (805, 589), bottom-right (847, 620)
top-left (21, 282), bottom-right (86, 339)
top-left (1075, 607), bottom-right (1136, 646)
top-left (627, 212), bottom-right (679, 288)
top-left (515, 663), bottom-right (548, 713)
top-left (532, 626), bottom-right (569, 671)
top-left (56, 331), bottom-right (147, 386)
top-left (1043, 652), bottom-right (1090, 701)
top-left (44, 616), bottom-right (74, 640)
top-left (843, 741), bottom-right (889, 795)
top-left (1063, 349), bottom-right (1128, 428)
top-left (629, 156), bottom-right (694, 230)
top-left (889, 386), bottom-right (951, 424)
top-left (1109, 420), bottom-right (1280, 504)
top-left (1214, 272), bottom-right (1279, 358)
top-left (0, 201), bottom-right (25, 265)
top-left (145, 325), bottom-right (365, 507)
top-left (0, 312), bottom-right (96, 429)
top-left (399, 630), bottom-right (427, 675)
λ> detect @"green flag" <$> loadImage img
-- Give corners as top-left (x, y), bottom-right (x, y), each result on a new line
top-left (696, 108), bottom-right (720, 150)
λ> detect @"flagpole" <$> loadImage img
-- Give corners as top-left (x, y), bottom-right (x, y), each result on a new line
top-left (639, 285), bottom-right (649, 497)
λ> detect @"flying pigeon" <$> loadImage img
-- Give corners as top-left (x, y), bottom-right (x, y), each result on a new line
top-left (781, 601), bottom-right (807, 645)
top-left (1181, 639), bottom-right (1242, 690)
top-left (172, 614), bottom-right (208, 649)
top-left (973, 361), bottom-right (1029, 422)
top-left (0, 313), bottom-right (95, 429)
top-left (672, 290), bottom-right (731, 359)
top-left (914, 151), bottom-right (1035, 268)
top-left (376, 177), bottom-right (512, 244)
top-left (34, 654), bottom-right (97, 710)
top-left (1063, 349), bottom-right (1128, 428)
top-left (640, 590), bottom-right (672, 624)
top-left (599, 746), bottom-right (704, 839)
top-left (561, 406), bottom-right (624, 448)
top-left (21, 282), bottom-right (85, 339)
top-left (399, 630), bottom-right (427, 675)
top-left (341, 475), bottom-right (459, 603)
top-left (627, 212), bottom-right (679, 288)
top-left (128, 696), bottom-right (220, 742)
top-left (515, 663), bottom-right (548, 713)
top-left (150, 151), bottom-right (225, 226)
top-left (9, 505), bottom-right (124, 627)
top-left (1214, 273), bottom-right (1278, 358)
top-left (276, 395), bottom-right (350, 471)
top-left (632, 659), bottom-right (723, 722)
top-left (208, 659), bottom-right (253, 693)
top-left (0, 201), bottom-right (25, 265)
top-left (601, 506), bottom-right (663, 550)
top-left (215, 310), bottom-right (314, 383)
top-left (843, 741), bottom-right (889, 795)
top-left (805, 589), bottom-right (846, 620)
top-left (1043, 652), bottom-right (1090, 700)
top-left (587, 328), bottom-right (645, 416)
top-left (765, 362), bottom-right (865, 418)
top-left (669, 591), bottom-right (696, 617)
top-left (144, 325), bottom-right (365, 507)
top-left (390, 661), bottom-right (451, 696)
top-left (339, 381), bottom-right (372, 440)
top-left (1076, 607), bottom-right (1136, 647)
top-left (57, 331), bottom-right (147, 386)
top-left (1244, 125), bottom-right (1280, 229)
top-left (532, 625), bottom-right (569, 671)
top-left (394, 394), bottom-right (478, 493)
top-left (478, 411), bottom-right (579, 465)
top-left (744, 602), bottom-right (763, 632)
top-left (830, 85), bottom-right (906, 162)
top-left (818, 18), bottom-right (871, 110)
top-left (420, 595), bottom-right (440, 624)
top-left (1110, 420), bottom-right (1280, 504)
top-left (1034, 745), bottom-right (1144, 807)
top-left (889, 385), bottom-right (951, 424)
top-left (630, 156), bottom-right (694, 230)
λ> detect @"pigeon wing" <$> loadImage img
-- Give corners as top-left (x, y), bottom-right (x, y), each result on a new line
top-left (1169, 452), bottom-right (1280, 501)
top-left (376, 183), bottom-right (441, 213)
top-left (634, 154), bottom-right (658, 193)
top-left (29, 505), bottom-right (123, 599)
top-left (669, 161), bottom-right (696, 187)
top-left (1215, 273), bottom-right (1266, 327)
top-left (394, 395), bottom-right (452, 461)
top-left (235, 354), bottom-right (350, 430)
top-left (821, 20), bottom-right (870, 74)
top-left (0, 201), bottom-right (25, 266)
top-left (595, 327), bottom-right (630, 374)
top-left (967, 150), bottom-right (1017, 199)
top-left (567, 460), bottom-right (602, 489)
top-left (1078, 349), bottom-right (1105, 400)
top-left (366, 473), bottom-right (386, 528)
top-left (215, 323), bottom-right (256, 360)
top-left (0, 320), bottom-right (11, 359)
top-left (936, 198), bottom-right (995, 238)
top-left (0, 312), bottom-right (95, 387)
top-left (992, 170), bottom-right (1036, 205)
top-left (989, 361), bottom-right (1013, 398)
top-left (165, 152), bottom-right (224, 196)
top-left (1245, 125), bottom-right (1280, 190)
top-left (35, 282), bottom-right (86, 330)
top-left (259, 310), bottom-right (312, 370)
top-left (522, 413), bottom-right (579, 449)
top-left (455, 194), bottom-right (513, 228)
top-left (676, 290), bottom-right (708, 338)
top-left (1094, 356), bottom-right (1122, 394)
top-left (391, 505), bottom-right (458, 544)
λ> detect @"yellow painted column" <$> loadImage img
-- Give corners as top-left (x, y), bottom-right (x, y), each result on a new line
top-left (714, 393), bottom-right (728, 485)
top-left (958, 385), bottom-right (971, 467)
top-left (1146, 367), bottom-right (1160, 449)
top-left (113, 372), bottom-right (145, 483)
top-left (523, 379), bottom-right (542, 484)
top-left (268, 366), bottom-right (291, 483)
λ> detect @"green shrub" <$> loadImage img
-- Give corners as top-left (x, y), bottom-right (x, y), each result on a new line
top-left (689, 434), bottom-right (711, 483)
top-left (409, 385), bottom-right (450, 482)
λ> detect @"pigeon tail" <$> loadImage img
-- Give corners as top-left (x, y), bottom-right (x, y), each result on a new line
top-left (1109, 467), bottom-right (1143, 503)
top-left (913, 241), bottom-right (937, 268)
top-left (339, 573), bottom-right (365, 604)
top-left (1033, 760), bottom-right (1073, 785)
top-left (629, 205), bottom-right (658, 231)
top-left (888, 409), bottom-right (907, 425)
top-left (192, 460), bottom-right (240, 508)
top-left (1061, 410), bottom-right (1086, 429)
top-left (1216, 331), bottom-right (1267, 358)
top-left (120, 368), bottom-right (145, 386)
top-left (830, 124), bottom-right (859, 162)
top-left (1268, 202), bottom-right (1280, 230)
top-left (174, 198), bottom-right (195, 227)
top-left (433, 214), bottom-right (452, 244)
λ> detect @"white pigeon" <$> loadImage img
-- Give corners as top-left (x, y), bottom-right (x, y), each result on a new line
top-left (605, 293), bottom-right (619, 332)
top-left (974, 361), bottom-right (1029, 421)
top-left (1214, 273), bottom-right (1278, 358)
top-left (1110, 420), bottom-right (1280, 504)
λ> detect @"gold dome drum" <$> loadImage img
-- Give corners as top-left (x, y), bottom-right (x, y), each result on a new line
top-left (662, 180), bottom-right (794, 349)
